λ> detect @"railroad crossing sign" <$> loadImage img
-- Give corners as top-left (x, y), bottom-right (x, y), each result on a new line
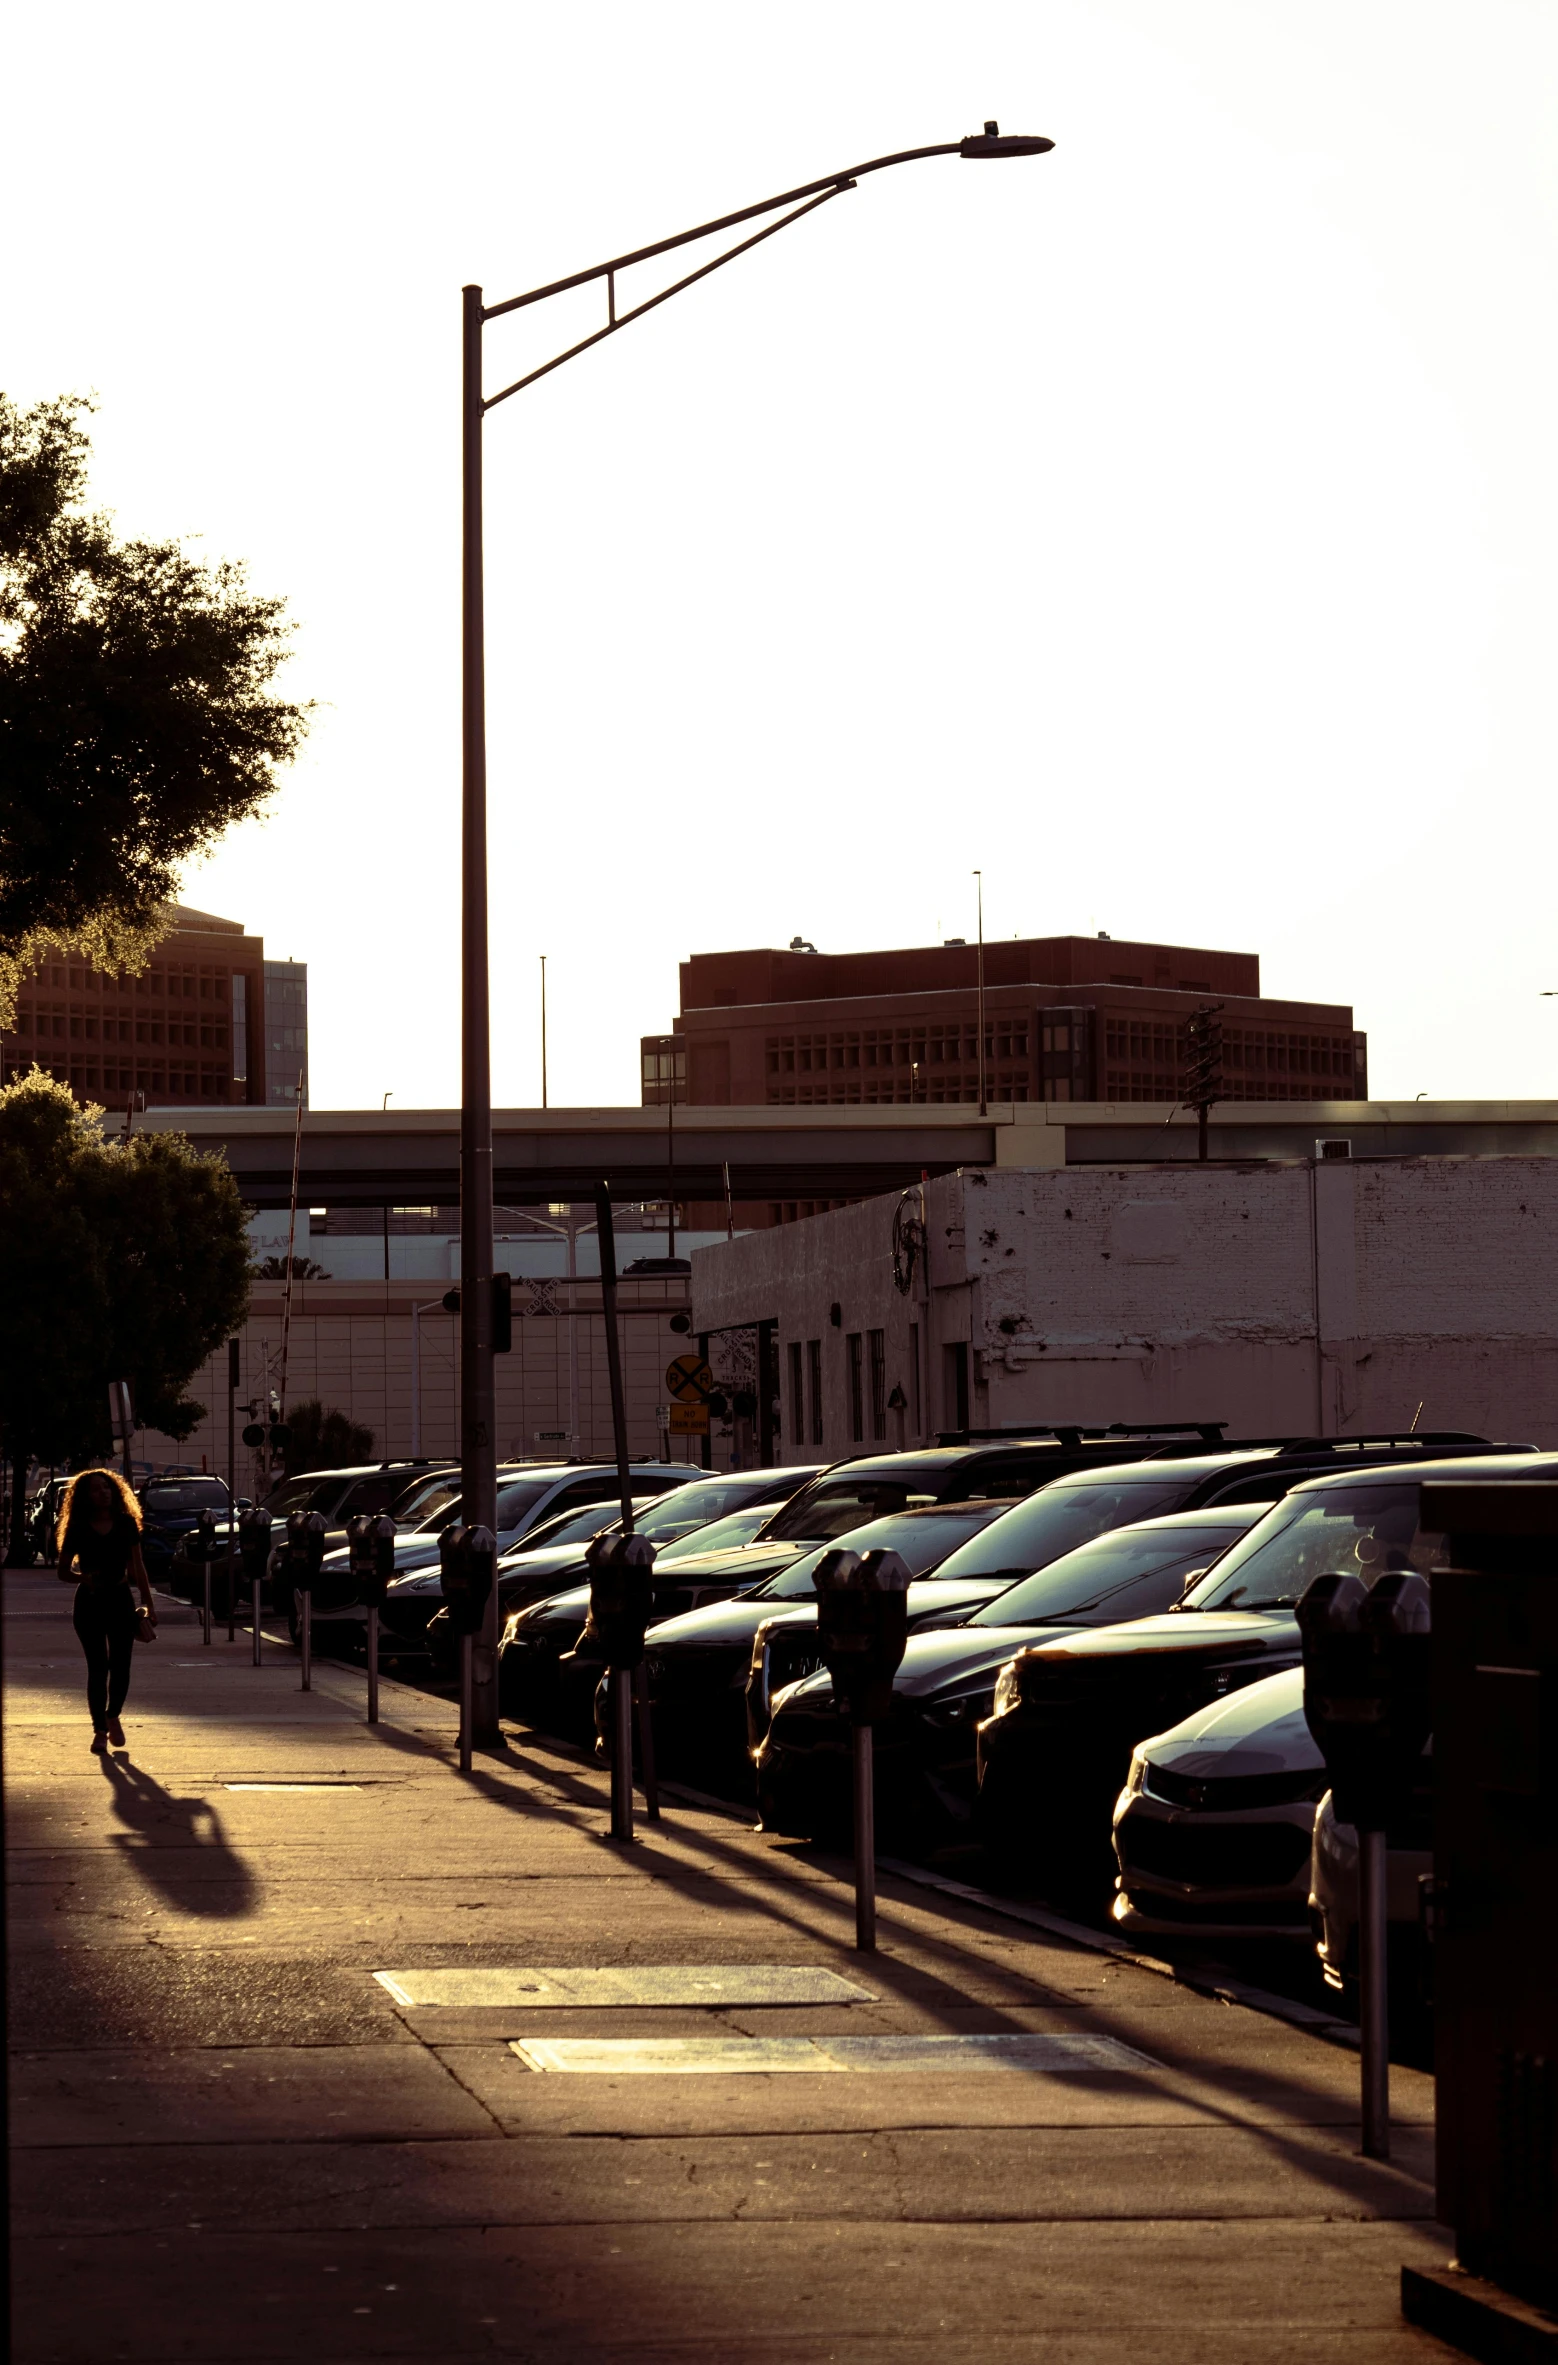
top-left (665, 1353), bottom-right (713, 1404)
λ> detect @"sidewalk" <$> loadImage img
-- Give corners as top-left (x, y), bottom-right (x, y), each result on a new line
top-left (7, 1569), bottom-right (1454, 2362)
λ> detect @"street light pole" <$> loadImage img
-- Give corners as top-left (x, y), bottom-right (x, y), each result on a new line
top-left (457, 121), bottom-right (1052, 1744)
top-left (461, 282), bottom-right (499, 1740)
top-left (974, 869), bottom-right (986, 1117)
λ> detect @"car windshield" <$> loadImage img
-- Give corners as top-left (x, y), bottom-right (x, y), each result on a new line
top-left (336, 1474), bottom-right (403, 1517)
top-left (932, 1475), bottom-right (1199, 1583)
top-left (407, 1478), bottom-right (553, 1535)
top-left (969, 1521), bottom-right (1256, 1628)
top-left (762, 1477), bottom-right (936, 1543)
top-left (1182, 1483), bottom-right (1441, 1611)
top-left (511, 1501), bottom-right (646, 1557)
top-left (757, 1507), bottom-right (1003, 1601)
top-left (656, 1506), bottom-right (773, 1561)
top-left (141, 1479), bottom-right (230, 1511)
top-left (632, 1473), bottom-right (781, 1535)
top-left (261, 1476), bottom-right (342, 1519)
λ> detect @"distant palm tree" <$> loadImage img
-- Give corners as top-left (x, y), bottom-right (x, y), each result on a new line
top-left (253, 1253), bottom-right (331, 1281)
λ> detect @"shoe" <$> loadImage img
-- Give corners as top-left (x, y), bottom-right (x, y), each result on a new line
top-left (90, 1732), bottom-right (108, 1755)
top-left (107, 1720), bottom-right (126, 1747)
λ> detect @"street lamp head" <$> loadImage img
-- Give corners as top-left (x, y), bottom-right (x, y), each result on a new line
top-left (960, 120), bottom-right (1055, 159)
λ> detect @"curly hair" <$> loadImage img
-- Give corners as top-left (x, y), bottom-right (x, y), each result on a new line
top-left (56, 1465), bottom-right (142, 1555)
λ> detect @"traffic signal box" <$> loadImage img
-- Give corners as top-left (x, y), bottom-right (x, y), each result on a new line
top-left (1401, 1481), bottom-right (1558, 2341)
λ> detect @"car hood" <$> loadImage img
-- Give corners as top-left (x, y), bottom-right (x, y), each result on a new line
top-left (1139, 1665), bottom-right (1320, 1780)
top-left (652, 1577), bottom-right (1006, 1657)
top-left (1021, 1609), bottom-right (1294, 1665)
top-left (639, 1538), bottom-right (812, 1587)
top-left (496, 1545), bottom-right (590, 1586)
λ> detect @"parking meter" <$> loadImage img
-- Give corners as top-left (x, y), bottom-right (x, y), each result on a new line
top-left (194, 1507), bottom-right (218, 1645)
top-left (238, 1506), bottom-right (272, 1665)
top-left (1297, 1565), bottom-right (1433, 2161)
top-left (814, 1547), bottom-right (913, 1951)
top-left (580, 1531), bottom-right (658, 1670)
top-left (1297, 1568), bottom-right (1432, 1829)
top-left (815, 1547), bottom-right (913, 1727)
top-left (439, 1522), bottom-right (494, 1638)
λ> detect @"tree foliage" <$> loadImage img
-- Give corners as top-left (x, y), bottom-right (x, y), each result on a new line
top-left (253, 1253), bottom-right (331, 1281)
top-left (0, 393), bottom-right (311, 1022)
top-left (0, 1069), bottom-right (251, 1544)
top-left (283, 1399), bottom-right (375, 1477)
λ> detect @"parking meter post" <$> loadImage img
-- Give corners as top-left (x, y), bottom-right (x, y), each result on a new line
top-left (227, 1527), bottom-right (237, 1641)
top-left (633, 1664), bottom-right (659, 1821)
top-left (367, 1610), bottom-right (380, 1724)
top-left (359, 1513), bottom-right (395, 1729)
top-left (1359, 1825), bottom-right (1390, 2159)
top-left (252, 1574), bottom-right (262, 1665)
top-left (611, 1668), bottom-right (634, 1842)
top-left (593, 1185), bottom-right (634, 1530)
top-left (203, 1563), bottom-right (212, 1648)
top-left (459, 1633), bottom-right (473, 1773)
top-left (300, 1592), bottom-right (312, 1692)
top-left (853, 1724), bottom-right (876, 1951)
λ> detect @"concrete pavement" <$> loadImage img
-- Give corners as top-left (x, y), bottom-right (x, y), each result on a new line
top-left (6, 1569), bottom-right (1456, 2361)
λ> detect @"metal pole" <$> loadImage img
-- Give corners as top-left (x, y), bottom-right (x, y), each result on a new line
top-left (634, 1662), bottom-right (660, 1821)
top-left (853, 1723), bottom-right (876, 1951)
top-left (461, 281), bottom-right (499, 1743)
top-left (251, 1574), bottom-right (263, 1666)
top-left (278, 1074), bottom-right (306, 1420)
top-left (367, 1607), bottom-right (380, 1725)
top-left (300, 1592), bottom-right (312, 1693)
top-left (540, 954), bottom-right (548, 1109)
top-left (667, 1057), bottom-right (676, 1267)
top-left (974, 869), bottom-right (986, 1117)
top-left (459, 1633), bottom-right (473, 1773)
top-left (202, 1563), bottom-right (211, 1648)
top-left (1359, 1824), bottom-right (1390, 2159)
top-left (411, 1301), bottom-right (421, 1457)
top-left (595, 1187), bottom-right (634, 1529)
top-left (611, 1666), bottom-right (634, 1842)
top-left (226, 1341), bottom-right (237, 1641)
top-left (567, 1218), bottom-right (579, 1451)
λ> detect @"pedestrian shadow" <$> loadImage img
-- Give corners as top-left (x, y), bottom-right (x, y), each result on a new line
top-left (100, 1755), bottom-right (258, 1919)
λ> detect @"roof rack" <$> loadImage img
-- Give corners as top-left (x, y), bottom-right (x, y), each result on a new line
top-left (935, 1422), bottom-right (1227, 1449)
top-left (1235, 1433), bottom-right (1492, 1455)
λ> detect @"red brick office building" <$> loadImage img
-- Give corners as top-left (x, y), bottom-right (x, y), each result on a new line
top-left (1, 905), bottom-right (269, 1110)
top-left (643, 934), bottom-right (1366, 1113)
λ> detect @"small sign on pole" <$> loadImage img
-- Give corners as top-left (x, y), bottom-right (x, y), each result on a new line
top-left (667, 1403), bottom-right (710, 1436)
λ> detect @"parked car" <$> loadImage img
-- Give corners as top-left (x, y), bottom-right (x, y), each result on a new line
top-left (610, 1501), bottom-right (1019, 1782)
top-left (1309, 1780), bottom-right (1433, 2009)
top-left (368, 1462), bottom-right (695, 1646)
top-left (138, 1475), bottom-right (241, 1579)
top-left (1110, 1666), bottom-right (1327, 1940)
top-left (975, 1449), bottom-right (1553, 1882)
top-left (428, 1464), bottom-right (825, 1674)
top-left (754, 1503), bottom-right (1268, 1844)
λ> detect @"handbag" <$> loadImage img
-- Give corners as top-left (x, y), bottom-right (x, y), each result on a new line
top-left (134, 1603), bottom-right (156, 1643)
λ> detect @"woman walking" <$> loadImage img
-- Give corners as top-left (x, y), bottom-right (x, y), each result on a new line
top-left (57, 1468), bottom-right (156, 1753)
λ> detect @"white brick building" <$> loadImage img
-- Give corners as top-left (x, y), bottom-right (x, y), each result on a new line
top-left (690, 1159), bottom-right (1558, 1455)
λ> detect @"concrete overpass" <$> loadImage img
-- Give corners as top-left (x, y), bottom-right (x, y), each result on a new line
top-left (139, 1098), bottom-right (1558, 1211)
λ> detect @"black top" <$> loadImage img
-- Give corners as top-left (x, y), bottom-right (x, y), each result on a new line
top-left (66, 1513), bottom-right (139, 1594)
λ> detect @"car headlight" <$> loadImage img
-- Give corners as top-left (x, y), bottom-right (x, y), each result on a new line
top-left (992, 1661), bottom-right (1024, 1717)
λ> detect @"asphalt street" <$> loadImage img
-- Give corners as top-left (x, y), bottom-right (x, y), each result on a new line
top-left (7, 1570), bottom-right (1456, 2362)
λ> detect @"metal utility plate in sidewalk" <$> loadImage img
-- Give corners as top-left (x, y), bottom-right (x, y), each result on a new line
top-left (374, 1966), bottom-right (878, 2009)
top-left (511, 2033), bottom-right (1161, 2075)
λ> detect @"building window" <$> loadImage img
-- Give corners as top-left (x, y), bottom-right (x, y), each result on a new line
top-left (847, 1334), bottom-right (864, 1443)
top-left (868, 1330), bottom-right (886, 1442)
top-left (787, 1342), bottom-right (804, 1446)
top-left (807, 1339), bottom-right (823, 1446)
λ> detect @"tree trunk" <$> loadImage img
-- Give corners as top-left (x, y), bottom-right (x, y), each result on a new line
top-left (7, 1446), bottom-right (32, 1567)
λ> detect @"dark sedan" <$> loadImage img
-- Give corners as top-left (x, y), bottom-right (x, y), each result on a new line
top-left (974, 1450), bottom-right (1558, 1881)
top-left (753, 1502), bottom-right (1267, 1845)
top-left (610, 1502), bottom-right (1017, 1784)
top-left (138, 1476), bottom-right (239, 1579)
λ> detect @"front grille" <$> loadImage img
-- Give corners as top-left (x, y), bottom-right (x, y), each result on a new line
top-left (1122, 1886), bottom-right (1310, 1928)
top-left (1144, 1762), bottom-right (1325, 1812)
top-left (1117, 1816), bottom-right (1313, 1889)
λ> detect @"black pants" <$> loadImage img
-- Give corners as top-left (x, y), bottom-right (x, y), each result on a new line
top-left (73, 1584), bottom-right (138, 1732)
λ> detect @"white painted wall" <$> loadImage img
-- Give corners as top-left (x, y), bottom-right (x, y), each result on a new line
top-left (691, 1158), bottom-right (1558, 1454)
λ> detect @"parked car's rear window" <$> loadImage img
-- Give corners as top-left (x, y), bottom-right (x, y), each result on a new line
top-left (933, 1475), bottom-right (1197, 1582)
top-left (970, 1520), bottom-right (1256, 1628)
top-left (142, 1479), bottom-right (230, 1511)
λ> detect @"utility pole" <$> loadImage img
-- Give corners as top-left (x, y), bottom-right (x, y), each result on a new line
top-left (1184, 1004), bottom-right (1224, 1162)
top-left (540, 955), bottom-right (548, 1109)
top-left (974, 869), bottom-right (987, 1116)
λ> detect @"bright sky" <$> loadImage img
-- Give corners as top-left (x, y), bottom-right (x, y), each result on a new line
top-left (10, 3), bottom-right (1558, 1107)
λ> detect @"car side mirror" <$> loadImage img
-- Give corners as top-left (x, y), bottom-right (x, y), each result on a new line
top-left (1177, 1567), bottom-right (1208, 1598)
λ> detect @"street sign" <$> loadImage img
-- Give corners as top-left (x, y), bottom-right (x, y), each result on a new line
top-left (668, 1402), bottom-right (710, 1435)
top-left (665, 1353), bottom-right (713, 1404)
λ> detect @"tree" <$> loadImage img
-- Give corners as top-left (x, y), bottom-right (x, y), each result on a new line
top-left (282, 1399), bottom-right (375, 1478)
top-left (253, 1253), bottom-right (331, 1281)
top-left (0, 1069), bottom-right (251, 1557)
top-left (0, 393), bottom-right (311, 1023)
